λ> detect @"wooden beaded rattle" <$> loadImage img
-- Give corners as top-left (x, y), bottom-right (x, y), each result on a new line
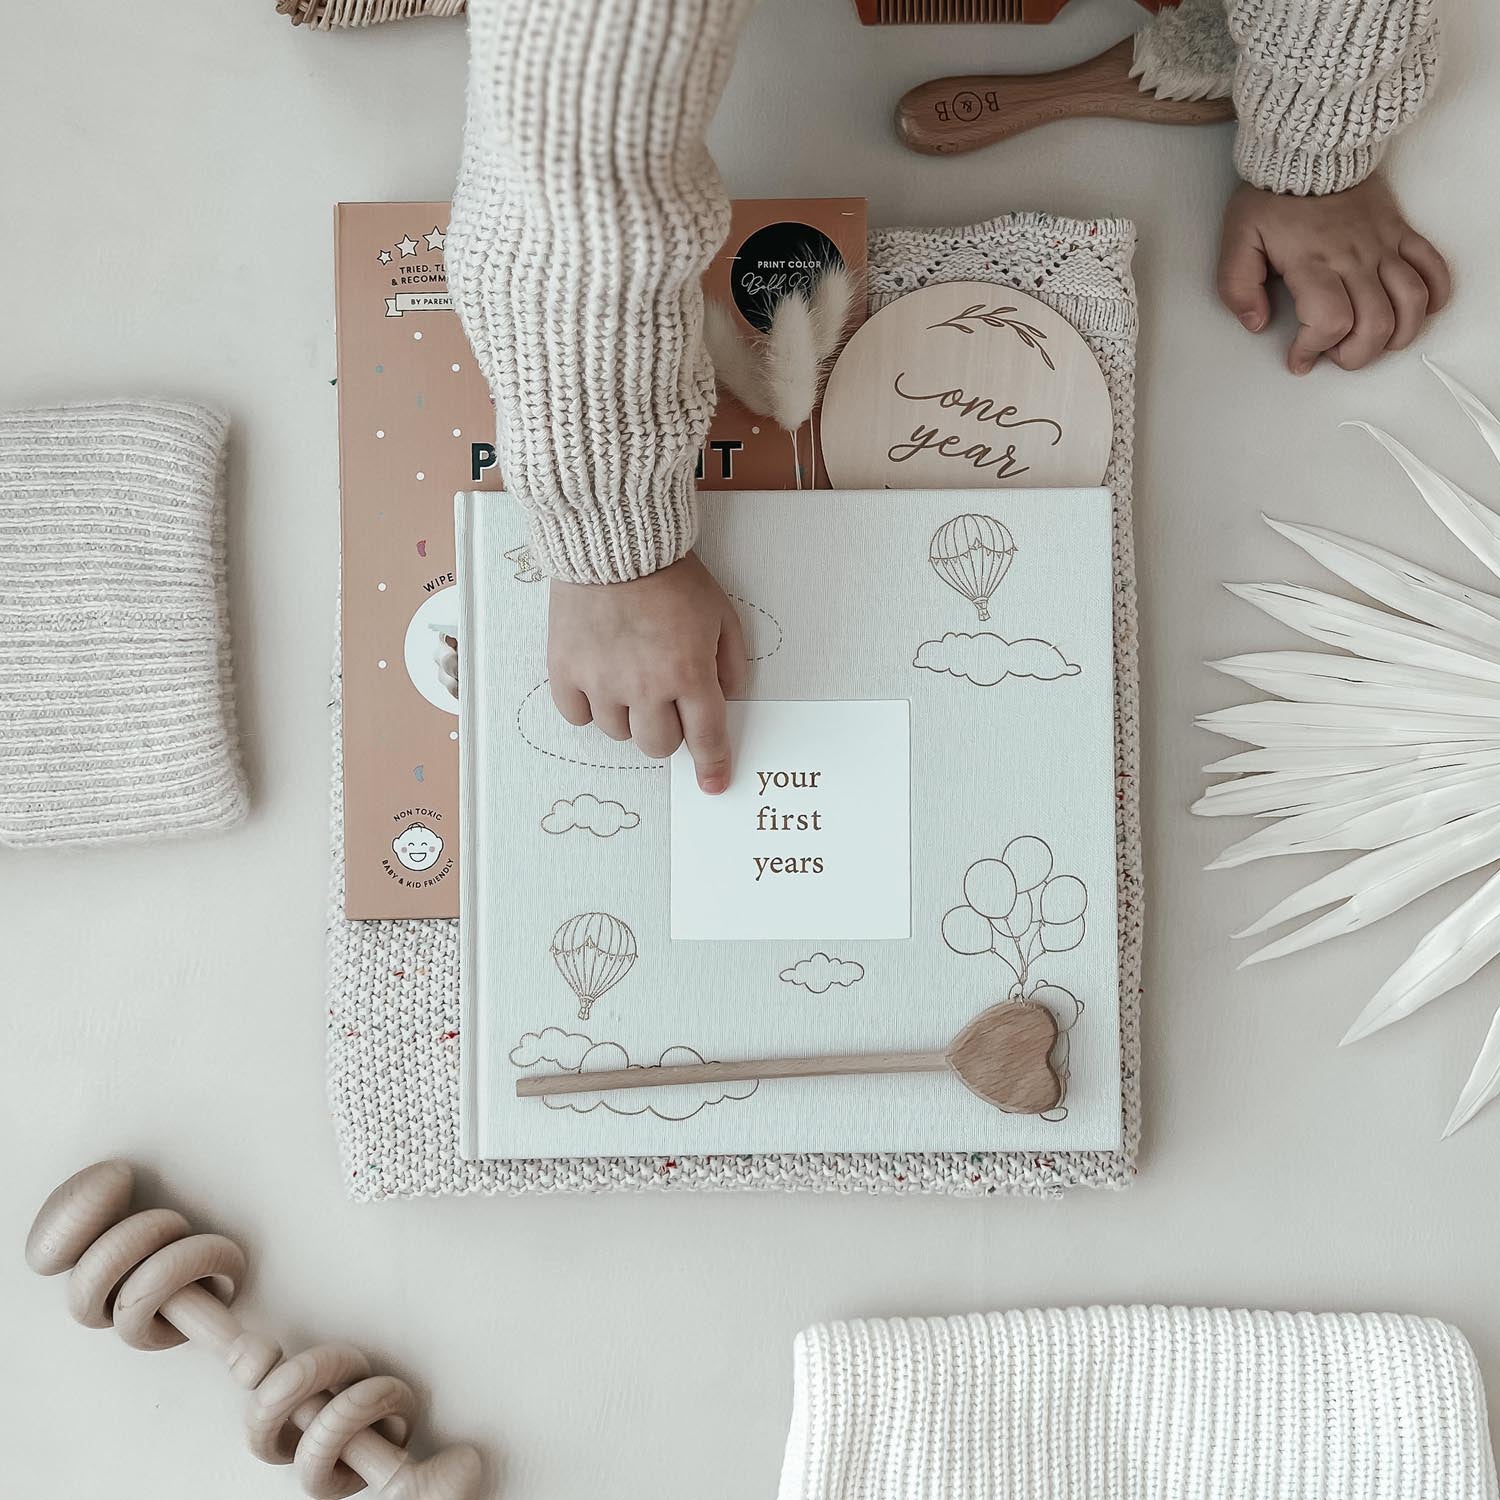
top-left (25, 1160), bottom-right (484, 1500)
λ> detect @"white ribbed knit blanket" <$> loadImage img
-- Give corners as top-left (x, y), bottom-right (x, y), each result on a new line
top-left (778, 1308), bottom-right (1498, 1500)
top-left (325, 212), bottom-right (1142, 1198)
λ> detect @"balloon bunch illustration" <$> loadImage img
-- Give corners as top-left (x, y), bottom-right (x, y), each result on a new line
top-left (928, 513), bottom-right (1016, 622)
top-left (550, 911), bottom-right (638, 1020)
top-left (941, 837), bottom-right (1087, 997)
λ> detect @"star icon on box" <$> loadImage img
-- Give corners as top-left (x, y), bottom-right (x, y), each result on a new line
top-left (377, 249), bottom-right (392, 264)
top-left (424, 226), bottom-right (446, 251)
top-left (397, 236), bottom-right (419, 257)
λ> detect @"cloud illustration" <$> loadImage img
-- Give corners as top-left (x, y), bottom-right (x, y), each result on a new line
top-left (540, 793), bottom-right (640, 838)
top-left (913, 632), bottom-right (1079, 687)
top-left (517, 683), bottom-right (664, 773)
top-left (509, 1027), bottom-right (594, 1072)
top-left (511, 1038), bottom-right (757, 1121)
top-left (779, 953), bottom-right (865, 993)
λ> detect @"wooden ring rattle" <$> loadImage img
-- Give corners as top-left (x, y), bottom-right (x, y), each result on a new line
top-left (26, 1160), bottom-right (484, 1500)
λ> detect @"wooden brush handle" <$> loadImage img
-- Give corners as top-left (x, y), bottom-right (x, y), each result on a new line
top-left (516, 1049), bottom-right (950, 1098)
top-left (897, 39), bottom-right (1233, 156)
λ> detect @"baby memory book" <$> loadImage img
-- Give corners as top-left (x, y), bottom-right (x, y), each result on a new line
top-left (335, 198), bottom-right (865, 920)
top-left (457, 488), bottom-right (1121, 1158)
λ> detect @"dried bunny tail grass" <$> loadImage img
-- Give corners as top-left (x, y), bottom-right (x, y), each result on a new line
top-left (703, 301), bottom-right (770, 416)
top-left (808, 264), bottom-right (858, 369)
top-left (764, 292), bottom-right (818, 434)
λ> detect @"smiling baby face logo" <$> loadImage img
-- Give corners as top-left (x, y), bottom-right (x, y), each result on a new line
top-left (392, 822), bottom-right (444, 871)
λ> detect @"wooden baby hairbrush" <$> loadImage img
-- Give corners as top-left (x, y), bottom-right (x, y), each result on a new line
top-left (518, 999), bottom-right (1062, 1115)
top-left (898, 37), bottom-right (1234, 155)
top-left (26, 1161), bottom-right (484, 1500)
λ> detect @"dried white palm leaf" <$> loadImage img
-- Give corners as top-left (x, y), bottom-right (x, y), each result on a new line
top-left (1225, 583), bottom-right (1500, 681)
top-left (1263, 518), bottom-right (1500, 646)
top-left (1446, 1005), bottom-right (1500, 1137)
top-left (1197, 362), bottom-right (1500, 1133)
top-left (1208, 767), bottom-right (1500, 869)
top-left (1203, 741), bottom-right (1500, 776)
top-left (1235, 807), bottom-right (1500, 959)
top-left (1193, 753), bottom-right (1500, 820)
top-left (1426, 357), bottom-right (1500, 467)
top-left (1343, 867), bottom-right (1500, 1045)
top-left (1211, 650), bottom-right (1500, 714)
top-left (1346, 422), bottom-right (1500, 580)
top-left (1199, 700), bottom-right (1500, 746)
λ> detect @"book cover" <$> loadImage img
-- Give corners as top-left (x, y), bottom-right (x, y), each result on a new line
top-left (457, 487), bottom-right (1121, 1159)
top-left (335, 198), bottom-right (867, 918)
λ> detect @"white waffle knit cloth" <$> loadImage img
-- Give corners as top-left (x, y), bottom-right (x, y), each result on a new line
top-left (777, 1308), bottom-right (1498, 1500)
top-left (0, 400), bottom-right (246, 847)
top-left (325, 213), bottom-right (1142, 1198)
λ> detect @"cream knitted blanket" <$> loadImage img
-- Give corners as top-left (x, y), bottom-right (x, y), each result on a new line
top-left (777, 1308), bottom-right (1498, 1500)
top-left (0, 401), bottom-right (247, 848)
top-left (325, 212), bottom-right (1141, 1198)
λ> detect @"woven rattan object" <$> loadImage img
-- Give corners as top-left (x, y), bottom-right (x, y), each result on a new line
top-left (276, 0), bottom-right (463, 27)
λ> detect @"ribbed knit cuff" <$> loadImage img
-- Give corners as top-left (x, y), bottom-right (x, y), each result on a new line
top-left (778, 1309), bottom-right (1497, 1500)
top-left (0, 401), bottom-right (247, 848)
top-left (1235, 136), bottom-right (1382, 196)
top-left (522, 471), bottom-right (699, 586)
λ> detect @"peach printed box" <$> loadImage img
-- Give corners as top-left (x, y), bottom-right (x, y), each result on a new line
top-left (336, 198), bottom-right (867, 918)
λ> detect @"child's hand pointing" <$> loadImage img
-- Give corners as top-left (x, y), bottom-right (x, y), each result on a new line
top-left (546, 553), bottom-right (747, 794)
top-left (1217, 175), bottom-right (1450, 376)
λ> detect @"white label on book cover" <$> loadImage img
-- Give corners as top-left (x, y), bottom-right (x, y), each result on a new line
top-left (670, 700), bottom-right (911, 941)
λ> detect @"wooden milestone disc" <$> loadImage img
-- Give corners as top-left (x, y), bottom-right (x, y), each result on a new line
top-left (818, 281), bottom-right (1112, 491)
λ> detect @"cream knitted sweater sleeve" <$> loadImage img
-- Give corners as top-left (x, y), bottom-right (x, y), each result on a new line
top-left (447, 0), bottom-right (754, 585)
top-left (1228, 0), bottom-right (1442, 195)
top-left (450, 0), bottom-right (1440, 585)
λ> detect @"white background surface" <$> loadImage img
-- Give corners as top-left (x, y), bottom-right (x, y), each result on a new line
top-left (3, 1), bottom-right (1498, 1496)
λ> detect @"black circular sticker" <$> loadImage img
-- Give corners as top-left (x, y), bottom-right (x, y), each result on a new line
top-left (730, 222), bottom-right (845, 333)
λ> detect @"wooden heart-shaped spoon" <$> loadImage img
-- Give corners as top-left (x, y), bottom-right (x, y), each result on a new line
top-left (515, 999), bottom-right (1062, 1115)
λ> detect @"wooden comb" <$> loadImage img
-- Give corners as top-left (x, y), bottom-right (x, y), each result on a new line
top-left (897, 37), bottom-right (1233, 154)
top-left (854, 0), bottom-right (1175, 22)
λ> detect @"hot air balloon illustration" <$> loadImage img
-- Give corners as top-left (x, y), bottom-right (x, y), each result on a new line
top-left (928, 514), bottom-right (1016, 622)
top-left (549, 911), bottom-right (638, 1020)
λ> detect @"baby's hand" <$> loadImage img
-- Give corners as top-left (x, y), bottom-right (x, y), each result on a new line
top-left (547, 552), bottom-right (747, 793)
top-left (1216, 175), bottom-right (1450, 376)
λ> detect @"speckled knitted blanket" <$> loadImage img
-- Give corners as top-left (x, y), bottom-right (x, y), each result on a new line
top-left (325, 212), bottom-right (1142, 1199)
top-left (776, 1309), bottom-right (1498, 1499)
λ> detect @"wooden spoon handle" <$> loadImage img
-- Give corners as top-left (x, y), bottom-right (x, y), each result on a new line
top-left (897, 38), bottom-right (1234, 157)
top-left (516, 1049), bottom-right (950, 1098)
